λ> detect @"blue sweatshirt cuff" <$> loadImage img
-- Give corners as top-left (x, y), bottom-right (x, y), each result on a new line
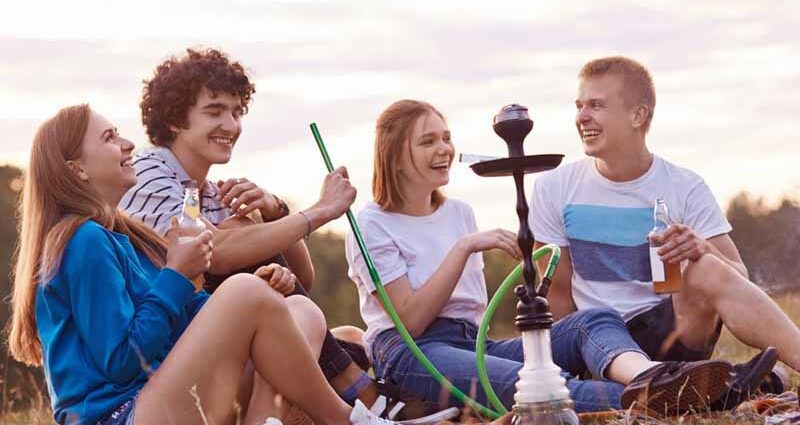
top-left (149, 268), bottom-right (196, 317)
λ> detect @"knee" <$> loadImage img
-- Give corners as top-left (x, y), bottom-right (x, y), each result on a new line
top-left (214, 273), bottom-right (287, 314)
top-left (683, 255), bottom-right (739, 297)
top-left (285, 295), bottom-right (327, 333)
top-left (576, 307), bottom-right (625, 328)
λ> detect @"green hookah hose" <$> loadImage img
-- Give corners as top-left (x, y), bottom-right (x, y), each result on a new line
top-left (310, 123), bottom-right (561, 419)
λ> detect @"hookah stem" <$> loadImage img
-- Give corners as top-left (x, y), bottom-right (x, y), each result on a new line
top-left (309, 123), bottom-right (501, 419)
top-left (512, 170), bottom-right (537, 296)
top-left (476, 244), bottom-right (561, 414)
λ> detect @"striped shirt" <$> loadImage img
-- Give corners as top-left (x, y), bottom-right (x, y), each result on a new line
top-left (119, 147), bottom-right (231, 235)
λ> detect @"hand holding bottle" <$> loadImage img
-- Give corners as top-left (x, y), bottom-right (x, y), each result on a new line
top-left (165, 217), bottom-right (213, 290)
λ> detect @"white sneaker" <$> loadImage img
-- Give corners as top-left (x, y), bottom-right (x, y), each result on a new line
top-left (350, 399), bottom-right (397, 425)
top-left (365, 396), bottom-right (460, 425)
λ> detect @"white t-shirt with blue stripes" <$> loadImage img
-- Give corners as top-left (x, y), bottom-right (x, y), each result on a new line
top-left (530, 156), bottom-right (731, 321)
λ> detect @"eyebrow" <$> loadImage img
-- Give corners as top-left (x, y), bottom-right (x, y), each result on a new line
top-left (101, 128), bottom-right (117, 139)
top-left (419, 130), bottom-right (450, 139)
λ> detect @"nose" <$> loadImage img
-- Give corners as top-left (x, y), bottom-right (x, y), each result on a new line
top-left (220, 112), bottom-right (239, 133)
top-left (118, 136), bottom-right (135, 153)
top-left (576, 107), bottom-right (591, 125)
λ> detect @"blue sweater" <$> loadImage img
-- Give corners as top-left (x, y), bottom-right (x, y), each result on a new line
top-left (36, 220), bottom-right (209, 424)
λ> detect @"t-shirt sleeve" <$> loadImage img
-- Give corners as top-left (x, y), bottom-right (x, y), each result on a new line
top-left (683, 179), bottom-right (732, 239)
top-left (529, 174), bottom-right (569, 246)
top-left (347, 215), bottom-right (408, 293)
top-left (119, 157), bottom-right (184, 235)
top-left (62, 225), bottom-right (195, 384)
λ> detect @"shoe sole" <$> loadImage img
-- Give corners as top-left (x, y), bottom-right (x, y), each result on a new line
top-left (621, 362), bottom-right (732, 417)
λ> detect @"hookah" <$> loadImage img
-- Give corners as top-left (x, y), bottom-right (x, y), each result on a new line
top-left (309, 104), bottom-right (578, 424)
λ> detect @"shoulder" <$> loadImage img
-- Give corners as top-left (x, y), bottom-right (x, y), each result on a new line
top-left (356, 202), bottom-right (390, 226)
top-left (68, 220), bottom-right (112, 247)
top-left (444, 198), bottom-right (475, 219)
top-left (655, 156), bottom-right (706, 188)
top-left (131, 148), bottom-right (180, 179)
top-left (536, 157), bottom-right (591, 188)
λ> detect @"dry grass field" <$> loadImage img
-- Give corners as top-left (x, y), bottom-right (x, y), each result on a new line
top-left (2, 291), bottom-right (798, 425)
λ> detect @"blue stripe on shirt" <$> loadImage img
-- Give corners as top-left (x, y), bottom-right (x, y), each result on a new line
top-left (568, 238), bottom-right (652, 282)
top-left (564, 204), bottom-right (652, 247)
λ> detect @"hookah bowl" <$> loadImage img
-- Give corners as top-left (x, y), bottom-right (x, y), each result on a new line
top-left (473, 104), bottom-right (577, 425)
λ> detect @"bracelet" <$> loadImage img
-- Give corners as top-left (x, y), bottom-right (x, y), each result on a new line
top-left (297, 210), bottom-right (313, 239)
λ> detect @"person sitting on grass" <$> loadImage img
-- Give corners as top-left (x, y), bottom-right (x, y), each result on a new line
top-left (345, 99), bottom-right (775, 416)
top-left (7, 104), bottom-right (397, 425)
top-left (120, 47), bottom-right (431, 419)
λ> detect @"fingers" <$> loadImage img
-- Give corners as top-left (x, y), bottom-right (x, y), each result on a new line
top-left (217, 178), bottom-right (249, 199)
top-left (165, 217), bottom-right (180, 244)
top-left (229, 188), bottom-right (263, 214)
top-left (255, 264), bottom-right (278, 281)
top-left (221, 180), bottom-right (257, 206)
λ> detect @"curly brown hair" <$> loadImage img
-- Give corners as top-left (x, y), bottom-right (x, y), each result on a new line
top-left (141, 48), bottom-right (256, 147)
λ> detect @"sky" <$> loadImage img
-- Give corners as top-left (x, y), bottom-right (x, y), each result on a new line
top-left (1, 0), bottom-right (798, 234)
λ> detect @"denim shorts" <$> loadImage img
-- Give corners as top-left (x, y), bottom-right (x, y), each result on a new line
top-left (97, 398), bottom-right (135, 425)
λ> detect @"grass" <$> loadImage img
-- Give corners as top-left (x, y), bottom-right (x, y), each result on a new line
top-left (2, 291), bottom-right (799, 424)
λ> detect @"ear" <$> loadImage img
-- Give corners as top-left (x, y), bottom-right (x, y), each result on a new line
top-left (169, 124), bottom-right (182, 135)
top-left (66, 160), bottom-right (90, 183)
top-left (630, 105), bottom-right (649, 130)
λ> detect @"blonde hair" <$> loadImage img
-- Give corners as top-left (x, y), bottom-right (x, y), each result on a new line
top-left (8, 104), bottom-right (168, 366)
top-left (579, 56), bottom-right (656, 133)
top-left (373, 99), bottom-right (447, 211)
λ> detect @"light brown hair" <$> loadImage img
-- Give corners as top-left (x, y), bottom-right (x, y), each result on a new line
top-left (579, 56), bottom-right (656, 133)
top-left (373, 100), bottom-right (447, 211)
top-left (8, 104), bottom-right (168, 366)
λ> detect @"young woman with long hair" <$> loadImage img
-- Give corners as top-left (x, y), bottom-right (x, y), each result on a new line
top-left (8, 104), bottom-right (395, 425)
top-left (345, 100), bottom-right (742, 414)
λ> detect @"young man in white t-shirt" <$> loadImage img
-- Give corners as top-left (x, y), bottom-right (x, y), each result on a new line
top-left (530, 57), bottom-right (800, 379)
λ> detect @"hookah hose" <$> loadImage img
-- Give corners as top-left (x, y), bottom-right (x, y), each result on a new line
top-left (310, 123), bottom-right (560, 420)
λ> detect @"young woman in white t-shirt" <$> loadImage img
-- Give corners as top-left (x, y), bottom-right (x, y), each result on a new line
top-left (346, 100), bottom-right (740, 414)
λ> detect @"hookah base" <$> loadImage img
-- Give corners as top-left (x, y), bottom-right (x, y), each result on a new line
top-left (511, 399), bottom-right (579, 425)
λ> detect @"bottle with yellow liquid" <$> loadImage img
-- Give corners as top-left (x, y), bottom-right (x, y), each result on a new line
top-left (648, 199), bottom-right (682, 293)
top-left (178, 186), bottom-right (206, 290)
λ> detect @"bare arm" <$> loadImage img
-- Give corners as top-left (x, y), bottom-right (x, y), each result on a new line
top-left (534, 241), bottom-right (576, 321)
top-left (373, 229), bottom-right (522, 338)
top-left (209, 167), bottom-right (355, 276)
top-left (373, 240), bottom-right (473, 338)
top-left (282, 240), bottom-right (314, 291)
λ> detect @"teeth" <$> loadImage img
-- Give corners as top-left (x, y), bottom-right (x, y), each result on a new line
top-left (211, 137), bottom-right (233, 146)
top-left (582, 130), bottom-right (600, 137)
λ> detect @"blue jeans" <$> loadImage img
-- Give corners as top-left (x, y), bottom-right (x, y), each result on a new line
top-left (372, 308), bottom-right (645, 413)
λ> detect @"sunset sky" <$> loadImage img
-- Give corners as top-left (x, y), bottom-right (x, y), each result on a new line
top-left (2, 0), bottom-right (798, 234)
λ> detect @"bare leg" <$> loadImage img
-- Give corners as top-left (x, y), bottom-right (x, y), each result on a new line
top-left (605, 352), bottom-right (660, 384)
top-left (242, 295), bottom-right (328, 425)
top-left (676, 255), bottom-right (800, 370)
top-left (133, 274), bottom-right (351, 425)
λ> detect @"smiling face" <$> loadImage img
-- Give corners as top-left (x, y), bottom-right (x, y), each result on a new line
top-left (170, 87), bottom-right (243, 171)
top-left (575, 75), bottom-right (642, 159)
top-left (72, 111), bottom-right (136, 205)
top-left (397, 111), bottom-right (454, 197)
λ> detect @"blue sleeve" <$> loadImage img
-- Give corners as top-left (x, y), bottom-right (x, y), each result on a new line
top-left (63, 225), bottom-right (195, 384)
top-left (185, 290), bottom-right (210, 320)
